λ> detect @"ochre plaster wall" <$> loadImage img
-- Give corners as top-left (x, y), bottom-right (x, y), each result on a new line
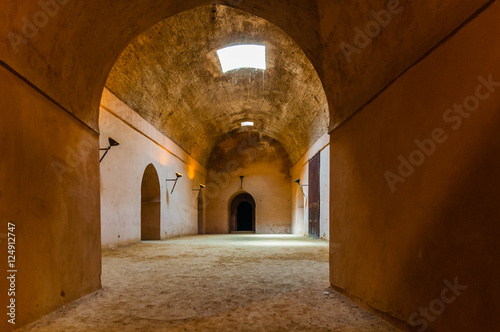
top-left (318, 0), bottom-right (492, 129)
top-left (329, 2), bottom-right (500, 331)
top-left (205, 132), bottom-right (292, 234)
top-left (0, 65), bottom-right (101, 330)
top-left (100, 89), bottom-right (207, 248)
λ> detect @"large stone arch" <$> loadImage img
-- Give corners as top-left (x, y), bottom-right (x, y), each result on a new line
top-left (1, 0), bottom-right (488, 133)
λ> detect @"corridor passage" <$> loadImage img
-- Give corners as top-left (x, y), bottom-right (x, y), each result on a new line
top-left (19, 235), bottom-right (398, 331)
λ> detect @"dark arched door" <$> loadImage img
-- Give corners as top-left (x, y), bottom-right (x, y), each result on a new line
top-left (197, 191), bottom-right (204, 235)
top-left (141, 164), bottom-right (161, 240)
top-left (230, 193), bottom-right (256, 233)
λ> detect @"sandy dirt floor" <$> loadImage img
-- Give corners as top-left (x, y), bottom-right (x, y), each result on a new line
top-left (18, 235), bottom-right (399, 332)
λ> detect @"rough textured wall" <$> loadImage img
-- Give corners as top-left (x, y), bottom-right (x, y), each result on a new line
top-left (205, 132), bottom-right (292, 234)
top-left (330, 2), bottom-right (500, 331)
top-left (106, 5), bottom-right (328, 166)
top-left (291, 133), bottom-right (330, 240)
top-left (0, 65), bottom-right (101, 329)
top-left (100, 89), bottom-right (207, 248)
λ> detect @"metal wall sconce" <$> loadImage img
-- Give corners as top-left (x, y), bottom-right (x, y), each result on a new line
top-left (192, 184), bottom-right (206, 191)
top-left (294, 179), bottom-right (308, 198)
top-left (166, 172), bottom-right (183, 194)
top-left (100, 137), bottom-right (120, 163)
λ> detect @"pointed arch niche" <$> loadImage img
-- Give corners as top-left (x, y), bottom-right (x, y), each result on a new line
top-left (141, 164), bottom-right (161, 240)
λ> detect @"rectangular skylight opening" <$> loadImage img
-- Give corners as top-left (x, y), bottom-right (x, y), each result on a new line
top-left (217, 45), bottom-right (266, 73)
top-left (241, 121), bottom-right (254, 127)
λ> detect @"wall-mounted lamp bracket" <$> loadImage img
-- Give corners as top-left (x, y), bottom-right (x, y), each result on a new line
top-left (192, 184), bottom-right (206, 192)
top-left (294, 178), bottom-right (308, 198)
top-left (166, 172), bottom-right (183, 194)
top-left (99, 137), bottom-right (120, 163)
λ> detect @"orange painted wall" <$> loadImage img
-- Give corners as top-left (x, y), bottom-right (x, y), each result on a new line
top-left (0, 66), bottom-right (101, 330)
top-left (329, 2), bottom-right (500, 331)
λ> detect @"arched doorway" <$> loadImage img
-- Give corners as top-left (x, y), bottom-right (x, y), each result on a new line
top-left (141, 164), bottom-right (161, 240)
top-left (230, 193), bottom-right (256, 233)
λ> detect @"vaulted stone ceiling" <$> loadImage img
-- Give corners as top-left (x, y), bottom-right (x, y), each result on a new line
top-left (105, 5), bottom-right (329, 166)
